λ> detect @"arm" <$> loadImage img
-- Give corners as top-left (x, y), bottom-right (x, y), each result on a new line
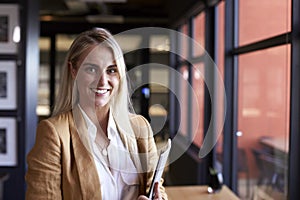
top-left (134, 115), bottom-right (168, 200)
top-left (25, 120), bottom-right (62, 200)
top-left (138, 182), bottom-right (163, 200)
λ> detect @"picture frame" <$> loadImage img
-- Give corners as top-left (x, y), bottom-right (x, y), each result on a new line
top-left (0, 61), bottom-right (17, 110)
top-left (0, 4), bottom-right (19, 54)
top-left (0, 117), bottom-right (17, 166)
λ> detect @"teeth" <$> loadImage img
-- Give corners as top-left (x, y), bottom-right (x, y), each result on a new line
top-left (92, 88), bottom-right (108, 94)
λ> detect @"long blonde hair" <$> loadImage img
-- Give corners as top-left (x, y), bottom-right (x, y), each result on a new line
top-left (52, 28), bottom-right (134, 135)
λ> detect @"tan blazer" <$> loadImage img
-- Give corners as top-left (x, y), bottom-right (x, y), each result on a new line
top-left (25, 106), bottom-right (167, 200)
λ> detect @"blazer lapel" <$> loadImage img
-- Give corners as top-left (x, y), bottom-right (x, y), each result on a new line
top-left (70, 107), bottom-right (102, 199)
top-left (117, 125), bottom-right (140, 166)
top-left (115, 119), bottom-right (147, 194)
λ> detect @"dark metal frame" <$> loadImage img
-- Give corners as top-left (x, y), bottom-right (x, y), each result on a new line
top-left (203, 6), bottom-right (216, 183)
top-left (49, 35), bottom-right (56, 111)
top-left (289, 0), bottom-right (300, 199)
top-left (223, 0), bottom-right (238, 192)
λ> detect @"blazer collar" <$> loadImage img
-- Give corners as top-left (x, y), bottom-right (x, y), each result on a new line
top-left (70, 106), bottom-right (146, 197)
top-left (115, 116), bottom-right (146, 194)
top-left (70, 106), bottom-right (102, 199)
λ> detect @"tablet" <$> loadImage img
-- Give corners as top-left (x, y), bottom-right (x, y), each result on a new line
top-left (148, 138), bottom-right (171, 199)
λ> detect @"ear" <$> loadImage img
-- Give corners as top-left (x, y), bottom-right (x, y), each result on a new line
top-left (69, 62), bottom-right (77, 79)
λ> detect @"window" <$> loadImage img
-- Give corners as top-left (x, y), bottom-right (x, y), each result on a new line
top-left (178, 65), bottom-right (189, 138)
top-left (176, 16), bottom-right (208, 147)
top-left (191, 63), bottom-right (205, 147)
top-left (193, 12), bottom-right (206, 57)
top-left (239, 0), bottom-right (291, 46)
top-left (237, 45), bottom-right (290, 198)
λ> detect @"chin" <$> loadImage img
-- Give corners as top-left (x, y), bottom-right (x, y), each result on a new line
top-left (94, 100), bottom-right (109, 108)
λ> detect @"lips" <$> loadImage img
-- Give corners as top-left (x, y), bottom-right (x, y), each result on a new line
top-left (91, 88), bottom-right (111, 95)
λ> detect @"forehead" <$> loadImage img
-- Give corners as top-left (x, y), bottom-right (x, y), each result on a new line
top-left (88, 44), bottom-right (114, 58)
top-left (83, 44), bottom-right (115, 63)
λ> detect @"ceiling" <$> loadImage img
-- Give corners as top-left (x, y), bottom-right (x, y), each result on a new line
top-left (40, 0), bottom-right (170, 35)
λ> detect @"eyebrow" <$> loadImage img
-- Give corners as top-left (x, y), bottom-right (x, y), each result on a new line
top-left (107, 64), bottom-right (118, 68)
top-left (82, 63), bottom-right (98, 67)
top-left (82, 62), bottom-right (117, 69)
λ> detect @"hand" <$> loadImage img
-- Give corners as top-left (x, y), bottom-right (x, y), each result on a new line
top-left (137, 182), bottom-right (162, 200)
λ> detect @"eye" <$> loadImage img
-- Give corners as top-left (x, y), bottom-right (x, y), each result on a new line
top-left (84, 65), bottom-right (98, 74)
top-left (107, 65), bottom-right (118, 74)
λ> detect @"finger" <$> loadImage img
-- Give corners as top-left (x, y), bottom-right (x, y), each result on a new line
top-left (154, 182), bottom-right (162, 200)
top-left (137, 195), bottom-right (149, 200)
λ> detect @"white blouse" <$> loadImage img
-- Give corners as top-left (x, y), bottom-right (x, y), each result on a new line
top-left (79, 106), bottom-right (139, 200)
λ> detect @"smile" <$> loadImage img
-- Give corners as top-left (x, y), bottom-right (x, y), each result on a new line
top-left (91, 88), bottom-right (110, 94)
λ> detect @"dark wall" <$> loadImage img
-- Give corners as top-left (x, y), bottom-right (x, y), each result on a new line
top-left (168, 0), bottom-right (205, 27)
top-left (0, 0), bottom-right (39, 199)
top-left (167, 139), bottom-right (207, 185)
top-left (168, 0), bottom-right (220, 27)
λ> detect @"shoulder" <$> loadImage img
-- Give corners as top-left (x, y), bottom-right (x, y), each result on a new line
top-left (128, 113), bottom-right (153, 138)
top-left (129, 113), bottom-right (152, 132)
top-left (37, 111), bottom-right (74, 136)
top-left (129, 113), bottom-right (150, 126)
top-left (41, 110), bottom-right (72, 126)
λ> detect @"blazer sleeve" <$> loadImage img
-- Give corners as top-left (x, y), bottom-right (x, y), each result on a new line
top-left (25, 120), bottom-right (62, 200)
top-left (133, 115), bottom-right (168, 200)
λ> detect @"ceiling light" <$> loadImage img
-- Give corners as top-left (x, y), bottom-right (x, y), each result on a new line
top-left (79, 0), bottom-right (127, 3)
top-left (65, 1), bottom-right (88, 12)
top-left (13, 26), bottom-right (21, 43)
top-left (86, 15), bottom-right (124, 23)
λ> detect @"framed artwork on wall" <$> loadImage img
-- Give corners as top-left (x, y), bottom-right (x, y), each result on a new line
top-left (0, 61), bottom-right (16, 110)
top-left (0, 117), bottom-right (17, 166)
top-left (0, 4), bottom-right (19, 54)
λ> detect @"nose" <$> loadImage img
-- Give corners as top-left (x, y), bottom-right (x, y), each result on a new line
top-left (98, 71), bottom-right (108, 85)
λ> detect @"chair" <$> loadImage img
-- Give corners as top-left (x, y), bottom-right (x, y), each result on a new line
top-left (237, 148), bottom-right (250, 198)
top-left (251, 148), bottom-right (287, 194)
top-left (216, 149), bottom-right (250, 198)
top-left (0, 173), bottom-right (9, 200)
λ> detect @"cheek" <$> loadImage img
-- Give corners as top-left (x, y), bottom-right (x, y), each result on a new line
top-left (112, 77), bottom-right (120, 92)
top-left (77, 73), bottom-right (96, 86)
top-left (76, 76), bottom-right (96, 96)
top-left (115, 77), bottom-right (120, 86)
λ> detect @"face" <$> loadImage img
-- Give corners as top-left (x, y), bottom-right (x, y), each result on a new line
top-left (72, 45), bottom-right (120, 110)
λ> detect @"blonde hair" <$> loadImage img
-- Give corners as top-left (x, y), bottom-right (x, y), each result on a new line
top-left (52, 28), bottom-right (134, 135)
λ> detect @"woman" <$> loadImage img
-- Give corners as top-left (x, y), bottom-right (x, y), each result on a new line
top-left (25, 28), bottom-right (167, 200)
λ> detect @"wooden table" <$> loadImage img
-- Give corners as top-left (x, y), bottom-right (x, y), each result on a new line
top-left (165, 185), bottom-right (240, 200)
top-left (259, 137), bottom-right (289, 154)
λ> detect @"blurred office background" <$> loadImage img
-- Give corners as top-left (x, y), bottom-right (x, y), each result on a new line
top-left (0, 0), bottom-right (299, 199)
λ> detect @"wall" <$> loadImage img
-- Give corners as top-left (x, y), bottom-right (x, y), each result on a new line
top-left (0, 0), bottom-right (39, 199)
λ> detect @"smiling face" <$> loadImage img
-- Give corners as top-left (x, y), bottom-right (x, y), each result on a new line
top-left (72, 44), bottom-right (120, 111)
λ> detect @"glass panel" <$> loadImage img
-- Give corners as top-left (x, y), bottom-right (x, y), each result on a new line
top-left (56, 34), bottom-right (73, 51)
top-left (215, 1), bottom-right (225, 170)
top-left (114, 34), bottom-right (142, 53)
top-left (237, 45), bottom-right (290, 199)
top-left (149, 66), bottom-right (169, 140)
top-left (149, 35), bottom-right (170, 53)
top-left (127, 65), bottom-right (142, 114)
top-left (148, 36), bottom-right (170, 140)
top-left (37, 37), bottom-right (50, 117)
top-left (178, 65), bottom-right (189, 137)
top-left (239, 0), bottom-right (291, 46)
top-left (56, 34), bottom-right (75, 99)
top-left (179, 24), bottom-right (189, 61)
top-left (192, 63), bottom-right (204, 147)
top-left (193, 12), bottom-right (205, 57)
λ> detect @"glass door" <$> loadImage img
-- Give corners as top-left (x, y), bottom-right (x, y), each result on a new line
top-left (235, 1), bottom-right (291, 199)
top-left (236, 46), bottom-right (290, 200)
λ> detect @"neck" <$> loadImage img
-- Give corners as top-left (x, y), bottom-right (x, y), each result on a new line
top-left (96, 106), bottom-right (110, 136)
top-left (79, 103), bottom-right (110, 136)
